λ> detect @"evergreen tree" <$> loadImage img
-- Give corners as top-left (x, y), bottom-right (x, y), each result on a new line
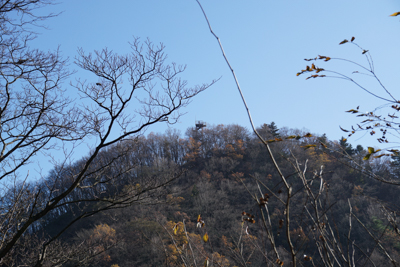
top-left (339, 137), bottom-right (354, 155)
top-left (267, 121), bottom-right (280, 137)
top-left (257, 122), bottom-right (280, 140)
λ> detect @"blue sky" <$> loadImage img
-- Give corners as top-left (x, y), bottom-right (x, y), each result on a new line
top-left (26, 1), bottom-right (400, 172)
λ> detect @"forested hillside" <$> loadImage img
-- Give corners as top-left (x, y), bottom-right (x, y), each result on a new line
top-left (6, 123), bottom-right (399, 266)
top-left (1, 1), bottom-right (400, 266)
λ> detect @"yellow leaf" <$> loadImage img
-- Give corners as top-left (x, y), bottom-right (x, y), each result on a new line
top-left (204, 257), bottom-right (209, 267)
top-left (301, 144), bottom-right (316, 150)
top-left (367, 147), bottom-right (375, 154)
top-left (363, 154), bottom-right (371, 161)
top-left (389, 12), bottom-right (400, 16)
top-left (203, 233), bottom-right (209, 243)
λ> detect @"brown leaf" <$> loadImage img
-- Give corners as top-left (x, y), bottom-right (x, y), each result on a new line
top-left (242, 211), bottom-right (255, 218)
top-left (339, 39), bottom-right (348, 45)
top-left (244, 218), bottom-right (255, 223)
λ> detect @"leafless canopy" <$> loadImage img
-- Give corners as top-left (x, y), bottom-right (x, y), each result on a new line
top-left (0, 0), bottom-right (215, 265)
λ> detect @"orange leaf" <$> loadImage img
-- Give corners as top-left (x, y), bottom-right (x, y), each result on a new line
top-left (304, 255), bottom-right (312, 261)
top-left (389, 12), bottom-right (400, 16)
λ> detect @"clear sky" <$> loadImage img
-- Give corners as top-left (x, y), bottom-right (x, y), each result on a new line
top-left (24, 0), bottom-right (400, 175)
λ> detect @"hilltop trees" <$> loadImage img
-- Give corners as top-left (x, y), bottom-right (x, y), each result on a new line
top-left (49, 123), bottom-right (398, 266)
top-left (0, 0), bottom-right (213, 265)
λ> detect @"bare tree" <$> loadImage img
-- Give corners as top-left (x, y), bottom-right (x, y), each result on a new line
top-left (0, 1), bottom-right (215, 265)
top-left (194, 1), bottom-right (400, 266)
